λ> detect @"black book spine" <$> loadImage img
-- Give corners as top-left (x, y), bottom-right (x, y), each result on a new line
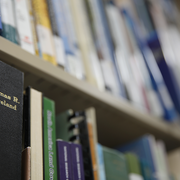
top-left (23, 87), bottom-right (31, 148)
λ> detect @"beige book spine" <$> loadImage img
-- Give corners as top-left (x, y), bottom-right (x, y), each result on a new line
top-left (30, 88), bottom-right (43, 180)
top-left (68, 0), bottom-right (105, 91)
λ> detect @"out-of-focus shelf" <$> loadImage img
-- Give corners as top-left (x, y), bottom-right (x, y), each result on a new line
top-left (0, 37), bottom-right (180, 151)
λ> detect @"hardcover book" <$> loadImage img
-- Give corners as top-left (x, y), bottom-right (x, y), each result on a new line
top-left (46, 0), bottom-right (66, 67)
top-left (84, 0), bottom-right (126, 97)
top-left (23, 87), bottom-right (43, 180)
top-left (103, 146), bottom-right (129, 180)
top-left (0, 4), bottom-right (2, 34)
top-left (0, 0), bottom-right (20, 44)
top-left (43, 97), bottom-right (58, 180)
top-left (125, 153), bottom-right (143, 180)
top-left (0, 60), bottom-right (24, 180)
top-left (97, 144), bottom-right (106, 180)
top-left (68, 0), bottom-right (105, 90)
top-left (117, 135), bottom-right (158, 180)
top-left (70, 143), bottom-right (85, 180)
top-left (31, 0), bottom-right (57, 65)
top-left (56, 140), bottom-right (73, 180)
top-left (14, 0), bottom-right (35, 54)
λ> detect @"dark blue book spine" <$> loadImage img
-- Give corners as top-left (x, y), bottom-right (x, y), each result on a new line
top-left (70, 143), bottom-right (85, 180)
top-left (147, 33), bottom-right (180, 115)
top-left (96, 0), bottom-right (126, 98)
top-left (0, 7), bottom-right (2, 35)
top-left (121, 9), bottom-right (177, 121)
top-left (56, 140), bottom-right (73, 180)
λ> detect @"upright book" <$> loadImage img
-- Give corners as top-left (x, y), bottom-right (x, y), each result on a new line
top-left (43, 97), bottom-right (58, 180)
top-left (0, 60), bottom-right (24, 180)
top-left (23, 87), bottom-right (43, 180)
top-left (103, 146), bottom-right (129, 180)
top-left (14, 0), bottom-right (35, 54)
top-left (0, 0), bottom-right (20, 44)
top-left (56, 140), bottom-right (73, 180)
top-left (0, 4), bottom-right (2, 34)
top-left (31, 0), bottom-right (57, 65)
top-left (117, 135), bottom-right (158, 180)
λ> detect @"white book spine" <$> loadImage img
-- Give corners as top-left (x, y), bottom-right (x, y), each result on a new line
top-left (14, 0), bottom-right (35, 54)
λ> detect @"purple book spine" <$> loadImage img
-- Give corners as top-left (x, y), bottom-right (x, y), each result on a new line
top-left (56, 140), bottom-right (73, 180)
top-left (70, 143), bottom-right (85, 180)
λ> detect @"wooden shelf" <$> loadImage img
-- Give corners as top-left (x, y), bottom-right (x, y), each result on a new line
top-left (0, 37), bottom-right (180, 151)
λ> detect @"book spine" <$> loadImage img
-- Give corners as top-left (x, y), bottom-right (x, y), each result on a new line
top-left (60, 0), bottom-right (85, 79)
top-left (0, 3), bottom-right (2, 34)
top-left (121, 8), bottom-right (177, 121)
top-left (97, 144), bottom-right (106, 180)
top-left (70, 143), bottom-right (85, 180)
top-left (68, 0), bottom-right (105, 90)
top-left (9, 0), bottom-right (20, 45)
top-left (56, 140), bottom-right (73, 180)
top-left (147, 33), bottom-right (180, 115)
top-left (0, 0), bottom-right (16, 43)
top-left (92, 0), bottom-right (126, 97)
top-left (46, 0), bottom-right (66, 67)
top-left (31, 0), bottom-right (57, 65)
top-left (43, 97), bottom-right (58, 180)
top-left (26, 0), bottom-right (39, 55)
top-left (14, 0), bottom-right (35, 54)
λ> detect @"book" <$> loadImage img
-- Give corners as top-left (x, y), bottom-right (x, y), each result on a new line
top-left (0, 4), bottom-right (2, 34)
top-left (97, 144), bottom-right (106, 180)
top-left (56, 140), bottom-right (73, 180)
top-left (117, 135), bottom-right (158, 180)
top-left (56, 110), bottom-right (94, 180)
top-left (121, 6), bottom-right (177, 121)
top-left (70, 143), bottom-right (85, 180)
top-left (167, 148), bottom-right (180, 180)
top-left (139, 159), bottom-right (152, 180)
top-left (14, 0), bottom-right (35, 54)
top-left (21, 147), bottom-right (31, 180)
top-left (132, 0), bottom-right (180, 116)
top-left (0, 0), bottom-right (20, 44)
top-left (31, 0), bottom-right (57, 65)
top-left (85, 108), bottom-right (99, 180)
top-left (84, 0), bottom-right (126, 97)
top-left (26, 0), bottom-right (39, 55)
top-left (125, 153), bottom-right (143, 180)
top-left (23, 87), bottom-right (43, 180)
top-left (0, 60), bottom-right (24, 180)
top-left (59, 0), bottom-right (85, 80)
top-left (43, 97), bottom-right (58, 180)
top-left (103, 146), bottom-right (129, 180)
top-left (46, 0), bottom-right (66, 67)
top-left (68, 0), bottom-right (105, 90)
top-left (106, 3), bottom-right (149, 112)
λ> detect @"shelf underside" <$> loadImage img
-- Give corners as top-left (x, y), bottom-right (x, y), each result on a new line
top-left (0, 37), bottom-right (180, 151)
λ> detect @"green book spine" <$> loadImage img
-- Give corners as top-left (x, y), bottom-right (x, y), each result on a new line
top-left (43, 97), bottom-right (58, 180)
top-left (103, 146), bottom-right (129, 180)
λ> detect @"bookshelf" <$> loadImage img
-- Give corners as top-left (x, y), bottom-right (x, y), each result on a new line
top-left (0, 37), bottom-right (180, 151)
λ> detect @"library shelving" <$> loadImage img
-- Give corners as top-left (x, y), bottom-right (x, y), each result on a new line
top-left (0, 37), bottom-right (180, 151)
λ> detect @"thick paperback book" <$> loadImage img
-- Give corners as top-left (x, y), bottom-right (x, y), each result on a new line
top-left (0, 60), bottom-right (24, 180)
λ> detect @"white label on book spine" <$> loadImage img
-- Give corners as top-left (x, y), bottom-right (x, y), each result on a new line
top-left (53, 35), bottom-right (66, 66)
top-left (14, 0), bottom-right (35, 54)
top-left (37, 25), bottom-right (54, 56)
top-left (129, 173), bottom-right (144, 180)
